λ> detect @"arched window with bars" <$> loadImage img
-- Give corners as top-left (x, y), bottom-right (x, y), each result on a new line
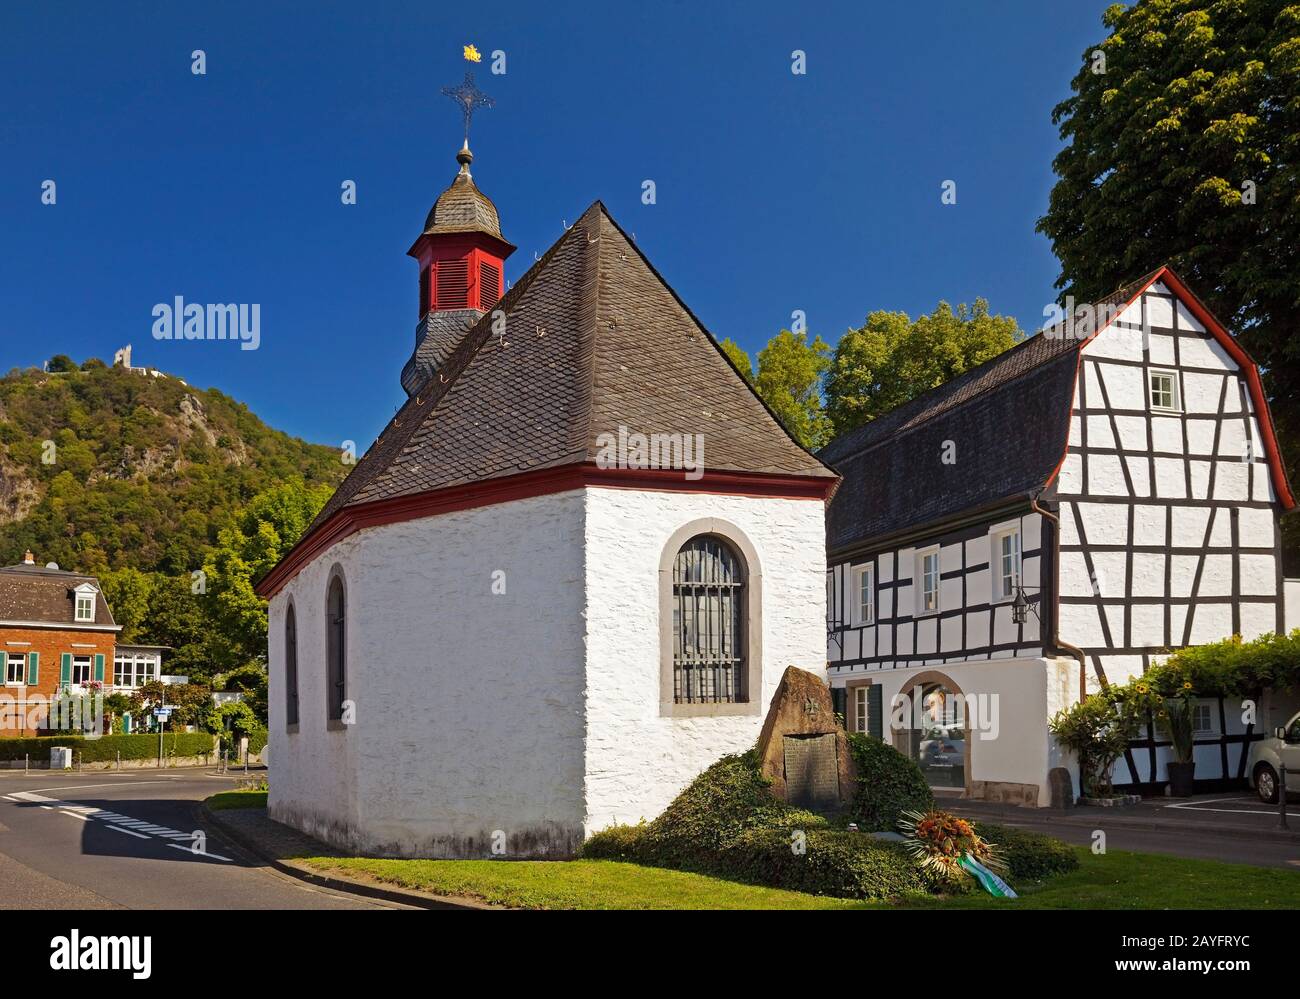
top-left (671, 535), bottom-right (746, 704)
top-left (326, 574), bottom-right (347, 723)
top-left (284, 603), bottom-right (300, 728)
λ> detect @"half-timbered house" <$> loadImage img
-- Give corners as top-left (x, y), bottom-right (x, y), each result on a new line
top-left (823, 267), bottom-right (1298, 803)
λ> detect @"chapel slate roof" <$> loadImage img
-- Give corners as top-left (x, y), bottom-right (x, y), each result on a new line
top-left (422, 163), bottom-right (506, 241)
top-left (820, 268), bottom-right (1164, 555)
top-left (308, 201), bottom-right (835, 534)
top-left (0, 564), bottom-right (117, 628)
top-left (399, 309), bottom-right (484, 396)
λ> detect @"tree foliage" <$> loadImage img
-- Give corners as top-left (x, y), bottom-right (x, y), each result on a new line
top-left (825, 300), bottom-right (1023, 436)
top-left (717, 337), bottom-right (754, 383)
top-left (0, 363), bottom-right (344, 574)
top-left (1038, 0), bottom-right (1300, 568)
top-left (754, 330), bottom-right (833, 449)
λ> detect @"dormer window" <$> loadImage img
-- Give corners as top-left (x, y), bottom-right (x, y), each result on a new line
top-left (73, 585), bottom-right (96, 623)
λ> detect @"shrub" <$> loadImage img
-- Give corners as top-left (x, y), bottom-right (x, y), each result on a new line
top-left (246, 725), bottom-right (268, 756)
top-left (718, 828), bottom-right (927, 900)
top-left (639, 750), bottom-right (826, 858)
top-left (0, 732), bottom-right (214, 763)
top-left (581, 822), bottom-right (647, 861)
top-left (1050, 689), bottom-right (1145, 797)
top-left (583, 820), bottom-right (927, 901)
top-left (972, 822), bottom-right (1079, 880)
top-left (582, 749), bottom-right (929, 900)
top-left (845, 732), bottom-right (932, 830)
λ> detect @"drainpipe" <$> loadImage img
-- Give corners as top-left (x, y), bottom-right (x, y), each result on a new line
top-left (1030, 495), bottom-right (1094, 702)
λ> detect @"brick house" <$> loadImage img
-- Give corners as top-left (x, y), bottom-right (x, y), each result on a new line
top-left (0, 551), bottom-right (122, 736)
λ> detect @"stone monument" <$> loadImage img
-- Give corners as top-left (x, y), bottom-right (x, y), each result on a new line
top-left (756, 665), bottom-right (856, 811)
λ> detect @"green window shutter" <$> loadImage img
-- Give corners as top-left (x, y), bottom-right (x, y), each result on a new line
top-left (60, 653), bottom-right (72, 685)
top-left (830, 686), bottom-right (846, 726)
top-left (26, 652), bottom-right (38, 685)
top-left (868, 685), bottom-right (883, 741)
top-left (94, 654), bottom-right (105, 682)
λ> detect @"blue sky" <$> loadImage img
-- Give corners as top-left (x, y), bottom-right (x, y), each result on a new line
top-left (0, 0), bottom-right (1115, 449)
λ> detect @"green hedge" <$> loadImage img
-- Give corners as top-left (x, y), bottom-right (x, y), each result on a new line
top-left (845, 732), bottom-right (933, 831)
top-left (973, 822), bottom-right (1079, 880)
top-left (580, 750), bottom-right (928, 900)
top-left (245, 725), bottom-right (268, 756)
top-left (0, 732), bottom-right (214, 762)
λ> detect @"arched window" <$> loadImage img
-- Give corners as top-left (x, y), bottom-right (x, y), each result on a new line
top-left (671, 535), bottom-right (746, 704)
top-left (326, 575), bottom-right (346, 721)
top-left (284, 604), bottom-right (299, 728)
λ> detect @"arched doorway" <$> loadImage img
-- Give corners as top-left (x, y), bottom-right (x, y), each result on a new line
top-left (893, 671), bottom-right (971, 794)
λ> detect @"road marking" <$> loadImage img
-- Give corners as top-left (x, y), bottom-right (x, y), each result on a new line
top-left (1164, 796), bottom-right (1278, 815)
top-left (15, 780), bottom-right (173, 795)
top-left (167, 843), bottom-right (233, 862)
top-left (10, 790), bottom-right (234, 863)
top-left (105, 824), bottom-right (150, 840)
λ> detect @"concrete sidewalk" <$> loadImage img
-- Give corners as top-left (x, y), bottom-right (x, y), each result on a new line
top-left (202, 804), bottom-right (493, 910)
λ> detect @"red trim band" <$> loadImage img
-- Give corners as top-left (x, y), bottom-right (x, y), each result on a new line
top-left (255, 463), bottom-right (838, 599)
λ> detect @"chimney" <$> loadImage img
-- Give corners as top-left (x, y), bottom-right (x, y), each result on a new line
top-left (22, 550), bottom-right (34, 565)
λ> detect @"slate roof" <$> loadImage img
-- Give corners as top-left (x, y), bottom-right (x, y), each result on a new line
top-left (821, 269), bottom-right (1164, 555)
top-left (400, 309), bottom-right (484, 396)
top-left (308, 201), bottom-right (835, 535)
top-left (0, 563), bottom-right (117, 628)
top-left (421, 151), bottom-right (507, 241)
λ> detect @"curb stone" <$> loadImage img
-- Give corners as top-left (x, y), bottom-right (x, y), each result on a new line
top-left (198, 804), bottom-right (497, 911)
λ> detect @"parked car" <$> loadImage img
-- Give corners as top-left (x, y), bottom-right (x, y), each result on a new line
top-left (1247, 711), bottom-right (1300, 803)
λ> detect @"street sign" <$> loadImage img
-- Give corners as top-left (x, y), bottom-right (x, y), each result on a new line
top-left (153, 708), bottom-right (171, 720)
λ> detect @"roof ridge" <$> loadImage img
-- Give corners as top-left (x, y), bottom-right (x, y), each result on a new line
top-left (572, 203), bottom-right (605, 462)
top-left (821, 330), bottom-right (1068, 461)
top-left (592, 203), bottom-right (832, 472)
top-left (821, 267), bottom-right (1172, 464)
top-left (305, 215), bottom-right (591, 530)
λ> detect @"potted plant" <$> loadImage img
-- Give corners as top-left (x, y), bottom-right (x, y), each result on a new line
top-left (1050, 691), bottom-right (1143, 803)
top-left (1163, 687), bottom-right (1196, 797)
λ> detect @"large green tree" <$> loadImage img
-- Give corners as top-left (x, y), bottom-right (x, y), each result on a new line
top-left (825, 300), bottom-right (1023, 436)
top-left (200, 479), bottom-right (335, 673)
top-left (716, 331), bottom-right (832, 449)
top-left (1038, 0), bottom-right (1300, 569)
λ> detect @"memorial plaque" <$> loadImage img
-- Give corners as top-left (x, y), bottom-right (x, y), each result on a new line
top-left (783, 733), bottom-right (839, 810)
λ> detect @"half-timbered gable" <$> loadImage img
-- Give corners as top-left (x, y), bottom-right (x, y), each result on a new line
top-left (821, 266), bottom-right (1296, 804)
top-left (1055, 272), bottom-right (1291, 688)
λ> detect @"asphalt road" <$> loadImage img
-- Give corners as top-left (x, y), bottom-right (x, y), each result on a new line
top-left (0, 770), bottom-right (401, 910)
top-left (952, 793), bottom-right (1300, 870)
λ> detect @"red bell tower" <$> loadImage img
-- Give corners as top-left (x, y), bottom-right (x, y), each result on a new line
top-left (407, 142), bottom-right (515, 317)
top-left (401, 139), bottom-right (515, 396)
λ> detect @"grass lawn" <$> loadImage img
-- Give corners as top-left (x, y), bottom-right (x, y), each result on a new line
top-left (206, 789), bottom-right (268, 811)
top-left (300, 847), bottom-right (1300, 910)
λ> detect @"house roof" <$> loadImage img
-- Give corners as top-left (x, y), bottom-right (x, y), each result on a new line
top-left (0, 563), bottom-right (117, 628)
top-left (821, 266), bottom-right (1295, 555)
top-left (298, 199), bottom-right (835, 543)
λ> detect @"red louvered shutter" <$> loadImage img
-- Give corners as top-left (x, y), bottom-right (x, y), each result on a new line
top-left (479, 262), bottom-right (500, 308)
top-left (435, 259), bottom-right (469, 309)
top-left (419, 266), bottom-right (431, 317)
